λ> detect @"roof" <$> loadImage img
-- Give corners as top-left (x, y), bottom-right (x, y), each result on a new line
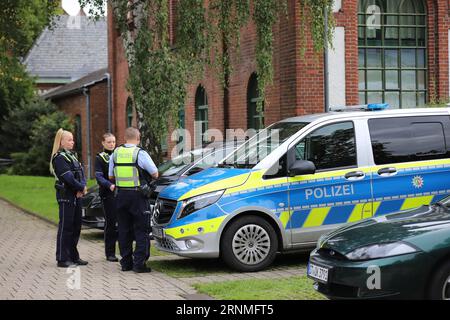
top-left (43, 67), bottom-right (108, 100)
top-left (279, 107), bottom-right (450, 124)
top-left (23, 15), bottom-right (107, 83)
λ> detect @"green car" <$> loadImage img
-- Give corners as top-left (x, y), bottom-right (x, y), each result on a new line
top-left (308, 197), bottom-right (450, 300)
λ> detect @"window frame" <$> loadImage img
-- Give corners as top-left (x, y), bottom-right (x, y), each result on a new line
top-left (368, 115), bottom-right (450, 165)
top-left (358, 0), bottom-right (428, 108)
top-left (285, 121), bottom-right (359, 176)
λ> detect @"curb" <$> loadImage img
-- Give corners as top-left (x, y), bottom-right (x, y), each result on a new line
top-left (0, 196), bottom-right (58, 227)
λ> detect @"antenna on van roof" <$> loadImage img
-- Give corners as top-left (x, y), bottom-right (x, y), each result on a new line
top-left (329, 103), bottom-right (390, 112)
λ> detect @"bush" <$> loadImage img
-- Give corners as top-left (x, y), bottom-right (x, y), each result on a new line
top-left (0, 96), bottom-right (57, 156)
top-left (10, 110), bottom-right (73, 176)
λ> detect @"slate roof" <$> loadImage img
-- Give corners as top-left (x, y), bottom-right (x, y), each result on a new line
top-left (23, 15), bottom-right (107, 83)
top-left (43, 67), bottom-right (108, 100)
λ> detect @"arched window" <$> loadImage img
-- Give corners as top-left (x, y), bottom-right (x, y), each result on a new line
top-left (126, 97), bottom-right (133, 127)
top-left (74, 115), bottom-right (82, 155)
top-left (358, 0), bottom-right (427, 108)
top-left (247, 73), bottom-right (264, 130)
top-left (195, 86), bottom-right (208, 144)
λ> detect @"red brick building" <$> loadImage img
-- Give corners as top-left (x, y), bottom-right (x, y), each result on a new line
top-left (108, 0), bottom-right (450, 154)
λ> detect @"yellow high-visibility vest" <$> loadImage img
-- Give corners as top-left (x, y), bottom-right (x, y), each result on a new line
top-left (113, 146), bottom-right (141, 187)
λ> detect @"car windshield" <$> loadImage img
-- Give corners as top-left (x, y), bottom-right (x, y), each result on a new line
top-left (220, 122), bottom-right (309, 169)
top-left (158, 149), bottom-right (208, 177)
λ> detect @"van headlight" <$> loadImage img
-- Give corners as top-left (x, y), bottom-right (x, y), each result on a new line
top-left (178, 190), bottom-right (224, 219)
top-left (345, 242), bottom-right (419, 261)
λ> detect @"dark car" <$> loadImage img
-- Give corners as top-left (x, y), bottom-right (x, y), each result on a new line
top-left (81, 142), bottom-right (241, 229)
top-left (307, 197), bottom-right (450, 300)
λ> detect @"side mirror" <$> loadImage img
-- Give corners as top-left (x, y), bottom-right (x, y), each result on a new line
top-left (289, 160), bottom-right (316, 177)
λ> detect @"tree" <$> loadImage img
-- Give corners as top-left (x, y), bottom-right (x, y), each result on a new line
top-left (0, 96), bottom-right (57, 156)
top-left (80, 0), bottom-right (335, 164)
top-left (10, 108), bottom-right (73, 176)
top-left (0, 0), bottom-right (62, 57)
top-left (0, 45), bottom-right (35, 157)
top-left (0, 0), bottom-right (62, 157)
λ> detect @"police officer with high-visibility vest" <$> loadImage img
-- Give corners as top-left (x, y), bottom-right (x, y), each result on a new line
top-left (95, 133), bottom-right (118, 262)
top-left (50, 128), bottom-right (88, 268)
top-left (109, 127), bottom-right (158, 273)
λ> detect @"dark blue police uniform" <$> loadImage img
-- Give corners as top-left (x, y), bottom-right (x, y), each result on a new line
top-left (52, 149), bottom-right (87, 267)
top-left (95, 150), bottom-right (118, 260)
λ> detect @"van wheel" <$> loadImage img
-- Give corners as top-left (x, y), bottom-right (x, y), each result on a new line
top-left (221, 215), bottom-right (278, 272)
top-left (427, 260), bottom-right (450, 300)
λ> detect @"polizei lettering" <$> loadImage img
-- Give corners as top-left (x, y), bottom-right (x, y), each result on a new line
top-left (305, 184), bottom-right (355, 200)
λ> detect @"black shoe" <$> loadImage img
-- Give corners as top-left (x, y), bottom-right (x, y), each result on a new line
top-left (133, 265), bottom-right (152, 273)
top-left (57, 261), bottom-right (76, 268)
top-left (106, 256), bottom-right (119, 262)
top-left (121, 265), bottom-right (133, 272)
top-left (75, 259), bottom-right (88, 266)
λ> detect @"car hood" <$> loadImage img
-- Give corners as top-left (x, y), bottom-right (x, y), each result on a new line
top-left (320, 205), bottom-right (450, 254)
top-left (153, 175), bottom-right (180, 193)
top-left (158, 167), bottom-right (252, 201)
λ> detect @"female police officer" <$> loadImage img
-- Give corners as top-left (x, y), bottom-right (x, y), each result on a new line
top-left (95, 133), bottom-right (118, 262)
top-left (50, 128), bottom-right (88, 268)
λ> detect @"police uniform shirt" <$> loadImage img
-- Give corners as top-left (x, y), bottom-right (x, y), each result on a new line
top-left (108, 144), bottom-right (158, 179)
top-left (95, 151), bottom-right (113, 195)
top-left (53, 151), bottom-right (86, 192)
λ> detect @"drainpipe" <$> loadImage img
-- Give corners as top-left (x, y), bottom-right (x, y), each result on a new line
top-left (324, 6), bottom-right (330, 112)
top-left (82, 87), bottom-right (91, 179)
top-left (104, 72), bottom-right (112, 133)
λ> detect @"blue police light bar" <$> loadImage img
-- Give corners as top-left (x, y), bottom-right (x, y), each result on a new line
top-left (367, 103), bottom-right (390, 111)
top-left (330, 103), bottom-right (390, 112)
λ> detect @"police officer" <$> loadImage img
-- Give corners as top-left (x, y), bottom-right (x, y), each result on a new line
top-left (50, 128), bottom-right (88, 268)
top-left (109, 127), bottom-right (158, 273)
top-left (95, 133), bottom-right (118, 262)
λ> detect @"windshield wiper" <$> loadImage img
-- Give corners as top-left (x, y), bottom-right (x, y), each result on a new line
top-left (433, 202), bottom-right (449, 210)
top-left (217, 163), bottom-right (235, 168)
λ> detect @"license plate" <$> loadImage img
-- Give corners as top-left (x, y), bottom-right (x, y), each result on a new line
top-left (152, 227), bottom-right (164, 239)
top-left (307, 263), bottom-right (329, 283)
top-left (81, 208), bottom-right (86, 218)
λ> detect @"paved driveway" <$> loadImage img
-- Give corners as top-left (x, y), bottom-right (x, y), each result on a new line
top-left (0, 199), bottom-right (306, 300)
top-left (0, 199), bottom-right (198, 300)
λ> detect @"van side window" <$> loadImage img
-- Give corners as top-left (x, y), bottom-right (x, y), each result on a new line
top-left (295, 122), bottom-right (357, 171)
top-left (369, 116), bottom-right (450, 165)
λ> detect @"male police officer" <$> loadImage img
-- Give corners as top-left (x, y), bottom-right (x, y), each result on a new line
top-left (95, 133), bottom-right (118, 262)
top-left (109, 127), bottom-right (158, 273)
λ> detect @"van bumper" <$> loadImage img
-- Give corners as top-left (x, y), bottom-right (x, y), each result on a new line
top-left (152, 230), bottom-right (220, 258)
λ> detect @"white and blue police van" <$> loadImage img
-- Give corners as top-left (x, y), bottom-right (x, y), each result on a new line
top-left (152, 104), bottom-right (450, 271)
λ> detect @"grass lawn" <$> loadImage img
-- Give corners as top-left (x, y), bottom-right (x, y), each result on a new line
top-left (0, 175), bottom-right (96, 223)
top-left (150, 252), bottom-right (310, 278)
top-left (193, 276), bottom-right (326, 300)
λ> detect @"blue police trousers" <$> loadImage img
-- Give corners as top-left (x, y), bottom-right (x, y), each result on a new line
top-left (56, 194), bottom-right (82, 263)
top-left (102, 194), bottom-right (118, 257)
top-left (116, 190), bottom-right (151, 268)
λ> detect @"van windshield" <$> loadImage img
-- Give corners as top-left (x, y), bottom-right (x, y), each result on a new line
top-left (220, 122), bottom-right (309, 169)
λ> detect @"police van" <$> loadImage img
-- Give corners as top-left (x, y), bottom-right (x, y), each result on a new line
top-left (152, 104), bottom-right (450, 271)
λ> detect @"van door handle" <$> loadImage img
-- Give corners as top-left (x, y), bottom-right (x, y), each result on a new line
top-left (377, 167), bottom-right (397, 176)
top-left (344, 171), bottom-right (365, 180)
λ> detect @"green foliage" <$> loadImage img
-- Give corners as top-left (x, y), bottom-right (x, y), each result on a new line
top-left (80, 0), bottom-right (334, 162)
top-left (1, 97), bottom-right (56, 156)
top-left (0, 0), bottom-right (61, 56)
top-left (0, 47), bottom-right (35, 157)
top-left (10, 107), bottom-right (73, 176)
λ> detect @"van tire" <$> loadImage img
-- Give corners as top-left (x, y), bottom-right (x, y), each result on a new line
top-left (220, 215), bottom-right (278, 272)
top-left (427, 260), bottom-right (450, 300)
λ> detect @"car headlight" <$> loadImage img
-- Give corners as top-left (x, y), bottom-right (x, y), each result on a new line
top-left (345, 242), bottom-right (419, 261)
top-left (178, 190), bottom-right (224, 219)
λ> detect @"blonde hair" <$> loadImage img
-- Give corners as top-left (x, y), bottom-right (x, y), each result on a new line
top-left (49, 128), bottom-right (71, 175)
